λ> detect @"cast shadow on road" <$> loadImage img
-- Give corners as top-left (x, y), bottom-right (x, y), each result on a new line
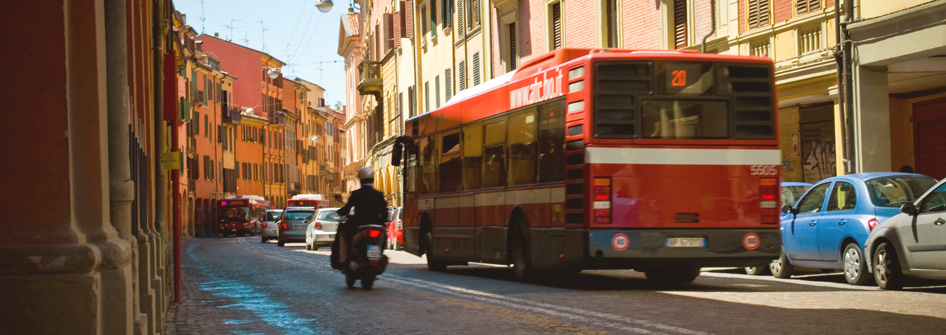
top-left (422, 265), bottom-right (946, 294)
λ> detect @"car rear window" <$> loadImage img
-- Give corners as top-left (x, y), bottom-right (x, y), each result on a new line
top-left (866, 176), bottom-right (937, 207)
top-left (317, 210), bottom-right (343, 221)
top-left (285, 210), bottom-right (314, 220)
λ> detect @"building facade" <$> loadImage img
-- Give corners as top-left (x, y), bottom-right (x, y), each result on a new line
top-left (339, 8), bottom-right (368, 195)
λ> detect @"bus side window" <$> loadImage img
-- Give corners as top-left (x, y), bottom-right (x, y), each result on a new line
top-left (404, 141), bottom-right (419, 204)
top-left (439, 132), bottom-right (462, 193)
top-left (508, 108), bottom-right (537, 186)
top-left (483, 119), bottom-right (507, 188)
top-left (420, 137), bottom-right (438, 193)
top-left (462, 123), bottom-right (483, 190)
top-left (538, 99), bottom-right (566, 183)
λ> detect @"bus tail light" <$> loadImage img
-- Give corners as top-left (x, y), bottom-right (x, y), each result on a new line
top-left (868, 218), bottom-right (879, 231)
top-left (593, 177), bottom-right (611, 224)
top-left (760, 178), bottom-right (778, 224)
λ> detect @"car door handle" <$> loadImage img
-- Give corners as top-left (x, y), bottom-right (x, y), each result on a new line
top-left (936, 218), bottom-right (945, 226)
top-left (809, 221), bottom-right (817, 226)
top-left (838, 220), bottom-right (846, 226)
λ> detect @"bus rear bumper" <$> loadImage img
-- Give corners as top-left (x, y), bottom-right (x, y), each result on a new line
top-left (586, 229), bottom-right (780, 269)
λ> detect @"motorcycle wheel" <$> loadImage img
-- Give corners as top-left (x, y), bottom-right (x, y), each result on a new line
top-left (345, 273), bottom-right (356, 288)
top-left (362, 276), bottom-right (374, 290)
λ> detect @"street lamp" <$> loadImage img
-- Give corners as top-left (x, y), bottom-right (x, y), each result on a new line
top-left (315, 0), bottom-right (334, 13)
top-left (267, 67), bottom-right (280, 80)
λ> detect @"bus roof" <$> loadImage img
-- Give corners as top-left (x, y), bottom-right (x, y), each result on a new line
top-left (290, 194), bottom-right (326, 200)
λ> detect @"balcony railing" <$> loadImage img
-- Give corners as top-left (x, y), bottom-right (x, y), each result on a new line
top-left (222, 108), bottom-right (242, 124)
top-left (357, 60), bottom-right (382, 98)
top-left (269, 110), bottom-right (286, 125)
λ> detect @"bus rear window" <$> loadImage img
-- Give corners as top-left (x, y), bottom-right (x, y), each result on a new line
top-left (641, 100), bottom-right (728, 139)
top-left (593, 61), bottom-right (774, 139)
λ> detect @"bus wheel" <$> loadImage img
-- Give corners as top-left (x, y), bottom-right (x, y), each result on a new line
top-left (644, 267), bottom-right (700, 284)
top-left (511, 230), bottom-right (532, 281)
top-left (425, 232), bottom-right (447, 272)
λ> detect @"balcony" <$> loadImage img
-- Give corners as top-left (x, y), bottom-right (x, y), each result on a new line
top-left (269, 110), bottom-right (286, 125)
top-left (319, 164), bottom-right (332, 175)
top-left (356, 60), bottom-right (382, 99)
top-left (222, 108), bottom-right (242, 125)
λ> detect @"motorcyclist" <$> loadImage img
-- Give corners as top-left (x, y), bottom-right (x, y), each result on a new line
top-left (332, 167), bottom-right (388, 270)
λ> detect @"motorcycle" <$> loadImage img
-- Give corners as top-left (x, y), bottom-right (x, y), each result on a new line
top-left (331, 221), bottom-right (388, 290)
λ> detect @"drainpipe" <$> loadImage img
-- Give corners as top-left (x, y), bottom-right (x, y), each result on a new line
top-left (701, 0), bottom-right (716, 53)
top-left (839, 0), bottom-right (856, 174)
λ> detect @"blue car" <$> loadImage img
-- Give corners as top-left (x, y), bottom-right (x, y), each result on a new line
top-left (772, 172), bottom-right (936, 285)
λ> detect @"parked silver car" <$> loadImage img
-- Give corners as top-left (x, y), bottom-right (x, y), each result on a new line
top-left (866, 178), bottom-right (946, 289)
top-left (277, 207), bottom-right (316, 247)
top-left (260, 209), bottom-right (283, 243)
top-left (306, 207), bottom-right (342, 250)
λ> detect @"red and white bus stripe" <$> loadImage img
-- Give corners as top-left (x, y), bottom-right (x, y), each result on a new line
top-left (586, 147), bottom-right (781, 165)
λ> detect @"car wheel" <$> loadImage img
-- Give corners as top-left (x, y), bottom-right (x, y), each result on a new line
top-left (645, 267), bottom-right (701, 284)
top-left (261, 235), bottom-right (266, 243)
top-left (362, 276), bottom-right (375, 290)
top-left (425, 232), bottom-right (447, 272)
top-left (843, 243), bottom-right (871, 285)
top-left (770, 248), bottom-right (794, 279)
top-left (306, 241), bottom-right (312, 250)
top-left (745, 264), bottom-right (769, 276)
top-left (277, 239), bottom-right (285, 247)
top-left (873, 242), bottom-right (904, 290)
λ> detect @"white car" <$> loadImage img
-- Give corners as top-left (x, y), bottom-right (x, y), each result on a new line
top-left (306, 207), bottom-right (343, 250)
top-left (866, 178), bottom-right (946, 289)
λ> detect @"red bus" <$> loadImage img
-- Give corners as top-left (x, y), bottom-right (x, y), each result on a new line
top-left (286, 194), bottom-right (330, 209)
top-left (217, 195), bottom-right (270, 237)
top-left (392, 48), bottom-right (781, 282)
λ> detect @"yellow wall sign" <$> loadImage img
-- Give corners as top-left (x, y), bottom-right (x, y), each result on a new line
top-left (160, 151), bottom-right (183, 171)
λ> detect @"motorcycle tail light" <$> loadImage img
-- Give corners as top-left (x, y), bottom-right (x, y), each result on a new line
top-left (368, 230), bottom-right (381, 238)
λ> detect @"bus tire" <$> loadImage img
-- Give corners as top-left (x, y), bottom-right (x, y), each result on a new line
top-left (425, 232), bottom-right (447, 272)
top-left (644, 267), bottom-right (700, 284)
top-left (511, 227), bottom-right (532, 281)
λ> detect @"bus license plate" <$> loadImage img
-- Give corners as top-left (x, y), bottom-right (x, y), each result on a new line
top-left (666, 238), bottom-right (704, 247)
top-left (367, 245), bottom-right (382, 260)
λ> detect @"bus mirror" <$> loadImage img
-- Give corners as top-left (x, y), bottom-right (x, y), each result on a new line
top-left (391, 137), bottom-right (404, 166)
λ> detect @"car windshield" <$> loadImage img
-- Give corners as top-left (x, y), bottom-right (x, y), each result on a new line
top-left (265, 211), bottom-right (282, 221)
top-left (781, 186), bottom-right (811, 207)
top-left (317, 210), bottom-right (343, 221)
top-left (866, 176), bottom-right (937, 207)
top-left (284, 210), bottom-right (314, 221)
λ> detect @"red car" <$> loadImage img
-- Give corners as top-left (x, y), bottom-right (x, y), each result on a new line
top-left (386, 207), bottom-right (402, 250)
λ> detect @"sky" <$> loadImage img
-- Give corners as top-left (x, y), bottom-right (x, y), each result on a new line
top-left (175, 0), bottom-right (350, 108)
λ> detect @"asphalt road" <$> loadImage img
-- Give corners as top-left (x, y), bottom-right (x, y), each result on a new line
top-left (167, 236), bottom-right (946, 335)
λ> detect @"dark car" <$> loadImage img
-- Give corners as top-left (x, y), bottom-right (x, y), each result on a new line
top-left (276, 207), bottom-right (316, 247)
top-left (773, 172), bottom-right (936, 285)
top-left (866, 177), bottom-right (946, 289)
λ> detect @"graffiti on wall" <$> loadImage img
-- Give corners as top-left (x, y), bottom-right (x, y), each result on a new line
top-left (803, 139), bottom-right (836, 184)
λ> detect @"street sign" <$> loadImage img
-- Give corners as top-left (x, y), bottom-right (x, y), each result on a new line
top-left (161, 151), bottom-right (183, 171)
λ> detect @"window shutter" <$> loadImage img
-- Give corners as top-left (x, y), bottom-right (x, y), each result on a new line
top-left (400, 1), bottom-right (414, 38)
top-left (797, 0), bottom-right (820, 15)
top-left (466, 0), bottom-right (473, 31)
top-left (459, 61), bottom-right (466, 90)
top-left (457, 0), bottom-right (465, 36)
top-left (674, 0), bottom-right (687, 48)
top-left (749, 0), bottom-right (770, 29)
top-left (551, 2), bottom-right (562, 49)
top-left (445, 69), bottom-right (452, 100)
top-left (384, 13), bottom-right (394, 52)
top-left (509, 22), bottom-right (517, 70)
top-left (393, 9), bottom-right (402, 48)
top-left (473, 0), bottom-right (480, 27)
top-left (472, 52), bottom-right (481, 86)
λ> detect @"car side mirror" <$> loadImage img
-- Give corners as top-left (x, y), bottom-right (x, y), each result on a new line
top-left (900, 203), bottom-right (918, 216)
top-left (303, 220), bottom-right (309, 224)
top-left (781, 204), bottom-right (795, 214)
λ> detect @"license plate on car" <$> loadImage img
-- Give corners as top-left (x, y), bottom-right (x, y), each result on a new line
top-left (231, 229), bottom-right (237, 232)
top-left (367, 245), bottom-right (382, 260)
top-left (666, 237), bottom-right (705, 247)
